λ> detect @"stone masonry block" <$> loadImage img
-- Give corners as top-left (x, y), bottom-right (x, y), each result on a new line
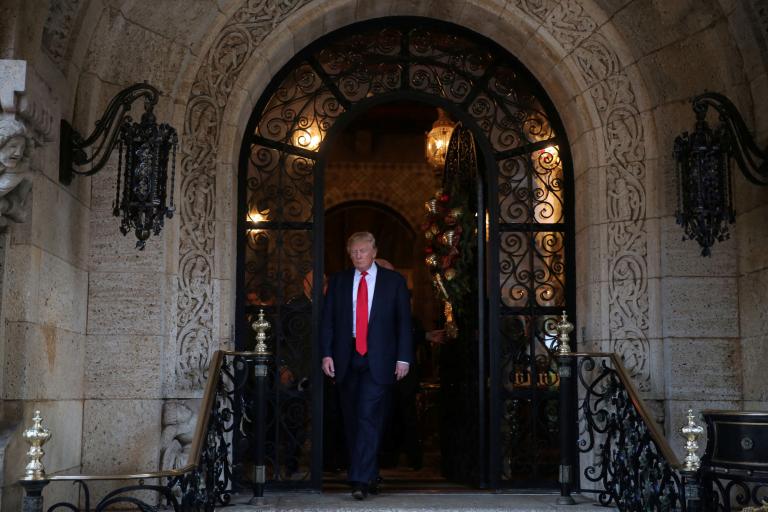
top-left (3, 322), bottom-right (85, 400)
top-left (661, 277), bottom-right (738, 338)
top-left (741, 335), bottom-right (768, 402)
top-left (38, 251), bottom-right (88, 334)
top-left (32, 174), bottom-right (90, 271)
top-left (3, 244), bottom-right (40, 323)
top-left (81, 399), bottom-right (162, 501)
top-left (89, 215), bottom-right (165, 274)
top-left (87, 272), bottom-right (166, 335)
top-left (738, 271), bottom-right (768, 339)
top-left (83, 7), bottom-right (188, 96)
top-left (664, 338), bottom-right (742, 401)
top-left (737, 203), bottom-right (768, 275)
top-left (85, 335), bottom-right (163, 399)
top-left (661, 215), bottom-right (736, 278)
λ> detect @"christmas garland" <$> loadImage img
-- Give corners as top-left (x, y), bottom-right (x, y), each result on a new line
top-left (422, 125), bottom-right (478, 338)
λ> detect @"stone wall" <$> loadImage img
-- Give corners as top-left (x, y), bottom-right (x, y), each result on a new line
top-left (0, 2), bottom-right (88, 510)
top-left (732, 0), bottom-right (768, 414)
top-left (0, 0), bottom-right (767, 503)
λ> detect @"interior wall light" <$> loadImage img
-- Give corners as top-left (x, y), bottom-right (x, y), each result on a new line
top-left (59, 82), bottom-right (178, 250)
top-left (246, 208), bottom-right (270, 239)
top-left (292, 124), bottom-right (322, 151)
top-left (425, 108), bottom-right (455, 171)
top-left (674, 92), bottom-right (768, 256)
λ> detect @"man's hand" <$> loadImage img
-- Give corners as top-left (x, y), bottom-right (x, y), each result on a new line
top-left (322, 356), bottom-right (335, 378)
top-left (395, 361), bottom-right (409, 380)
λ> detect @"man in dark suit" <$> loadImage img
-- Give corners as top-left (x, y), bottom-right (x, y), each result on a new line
top-left (321, 232), bottom-right (413, 500)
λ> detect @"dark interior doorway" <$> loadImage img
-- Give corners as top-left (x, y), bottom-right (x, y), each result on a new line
top-left (236, 17), bottom-right (574, 492)
top-left (321, 101), bottom-right (464, 490)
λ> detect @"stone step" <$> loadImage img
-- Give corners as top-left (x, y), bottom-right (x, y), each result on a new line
top-left (224, 493), bottom-right (611, 511)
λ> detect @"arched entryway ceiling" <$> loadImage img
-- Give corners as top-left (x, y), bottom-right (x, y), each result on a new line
top-left (168, 0), bottom-right (743, 397)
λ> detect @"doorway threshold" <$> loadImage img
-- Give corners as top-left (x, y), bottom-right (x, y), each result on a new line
top-left (224, 492), bottom-right (608, 511)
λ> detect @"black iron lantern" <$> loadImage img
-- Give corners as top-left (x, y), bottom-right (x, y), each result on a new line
top-left (60, 83), bottom-right (177, 250)
top-left (674, 92), bottom-right (768, 256)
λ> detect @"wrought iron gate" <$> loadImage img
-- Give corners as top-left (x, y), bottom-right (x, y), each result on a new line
top-left (236, 17), bottom-right (574, 489)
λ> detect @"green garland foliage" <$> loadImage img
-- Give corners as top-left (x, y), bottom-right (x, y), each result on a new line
top-left (423, 125), bottom-right (479, 334)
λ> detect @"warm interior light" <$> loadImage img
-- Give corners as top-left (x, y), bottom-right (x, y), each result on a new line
top-left (247, 208), bottom-right (270, 236)
top-left (425, 108), bottom-right (455, 170)
top-left (533, 145), bottom-right (562, 224)
top-left (247, 209), bottom-right (269, 224)
top-left (293, 125), bottom-right (322, 151)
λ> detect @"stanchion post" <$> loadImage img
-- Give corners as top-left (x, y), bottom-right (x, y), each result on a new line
top-left (555, 312), bottom-right (576, 506)
top-left (250, 310), bottom-right (272, 501)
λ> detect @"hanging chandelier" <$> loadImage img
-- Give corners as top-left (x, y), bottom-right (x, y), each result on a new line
top-left (425, 108), bottom-right (455, 171)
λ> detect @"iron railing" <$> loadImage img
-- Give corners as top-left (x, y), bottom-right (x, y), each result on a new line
top-left (557, 347), bottom-right (768, 512)
top-left (18, 348), bottom-right (272, 512)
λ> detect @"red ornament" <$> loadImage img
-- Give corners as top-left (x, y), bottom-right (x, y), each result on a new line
top-left (440, 194), bottom-right (450, 202)
top-left (425, 246), bottom-right (434, 254)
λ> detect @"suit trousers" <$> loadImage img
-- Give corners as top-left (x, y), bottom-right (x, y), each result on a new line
top-left (338, 350), bottom-right (391, 485)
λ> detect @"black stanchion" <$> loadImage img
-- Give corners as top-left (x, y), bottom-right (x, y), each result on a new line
top-left (253, 354), bottom-right (271, 499)
top-left (681, 469), bottom-right (703, 512)
top-left (18, 480), bottom-right (48, 512)
top-left (557, 354), bottom-right (576, 506)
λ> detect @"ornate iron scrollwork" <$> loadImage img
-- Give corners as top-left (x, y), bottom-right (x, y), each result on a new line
top-left (242, 18), bottom-right (569, 486)
top-left (576, 355), bottom-right (684, 510)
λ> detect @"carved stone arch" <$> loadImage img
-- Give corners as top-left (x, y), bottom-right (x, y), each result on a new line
top-left (178, 0), bottom-right (654, 394)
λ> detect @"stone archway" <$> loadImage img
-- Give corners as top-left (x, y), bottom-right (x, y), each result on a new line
top-left (176, 0), bottom-right (655, 399)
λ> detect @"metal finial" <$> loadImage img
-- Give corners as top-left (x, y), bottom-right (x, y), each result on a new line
top-left (250, 309), bottom-right (271, 355)
top-left (555, 311), bottom-right (574, 355)
top-left (22, 410), bottom-right (51, 480)
top-left (679, 409), bottom-right (704, 471)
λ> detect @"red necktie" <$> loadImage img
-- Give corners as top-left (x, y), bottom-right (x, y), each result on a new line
top-left (356, 271), bottom-right (368, 355)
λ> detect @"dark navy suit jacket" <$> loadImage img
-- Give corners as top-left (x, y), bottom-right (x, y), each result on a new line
top-left (320, 265), bottom-right (413, 385)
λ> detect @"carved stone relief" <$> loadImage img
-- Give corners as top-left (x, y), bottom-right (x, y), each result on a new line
top-left (0, 59), bottom-right (51, 228)
top-left (177, 0), bottom-right (313, 390)
top-left (160, 400), bottom-right (198, 470)
top-left (0, 119), bottom-right (34, 226)
top-left (515, 0), bottom-right (651, 390)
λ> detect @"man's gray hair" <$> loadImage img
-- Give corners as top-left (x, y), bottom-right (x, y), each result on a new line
top-left (346, 231), bottom-right (376, 251)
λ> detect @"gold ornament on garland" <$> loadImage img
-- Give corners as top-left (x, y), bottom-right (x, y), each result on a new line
top-left (443, 301), bottom-right (458, 339)
top-left (444, 268), bottom-right (456, 281)
top-left (425, 254), bottom-right (439, 268)
top-left (440, 230), bottom-right (455, 246)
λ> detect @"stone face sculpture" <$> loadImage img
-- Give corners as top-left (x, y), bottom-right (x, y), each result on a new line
top-left (160, 400), bottom-right (198, 470)
top-left (0, 118), bottom-right (34, 226)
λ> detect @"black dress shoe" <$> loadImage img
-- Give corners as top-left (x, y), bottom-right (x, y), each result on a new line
top-left (368, 476), bottom-right (382, 495)
top-left (351, 484), bottom-right (368, 500)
